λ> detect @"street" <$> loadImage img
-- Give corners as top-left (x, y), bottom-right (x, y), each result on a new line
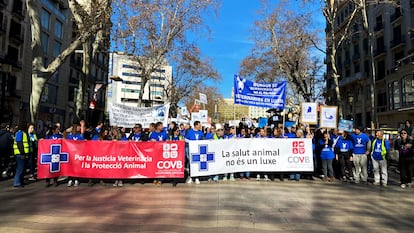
top-left (1, 172), bottom-right (414, 233)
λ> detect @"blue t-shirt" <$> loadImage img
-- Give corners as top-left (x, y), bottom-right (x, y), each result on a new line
top-left (351, 133), bottom-right (370, 154)
top-left (46, 133), bottom-right (63, 139)
top-left (335, 137), bottom-right (354, 153)
top-left (372, 138), bottom-right (390, 160)
top-left (185, 129), bottom-right (204, 141)
top-left (149, 131), bottom-right (168, 141)
top-left (225, 134), bottom-right (234, 139)
top-left (130, 133), bottom-right (142, 141)
top-left (205, 132), bottom-right (215, 140)
top-left (66, 133), bottom-right (84, 140)
top-left (319, 139), bottom-right (335, 160)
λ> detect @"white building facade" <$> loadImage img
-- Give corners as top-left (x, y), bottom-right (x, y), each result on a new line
top-left (108, 52), bottom-right (172, 108)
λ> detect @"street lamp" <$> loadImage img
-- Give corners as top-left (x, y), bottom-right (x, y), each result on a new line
top-left (1, 63), bottom-right (11, 123)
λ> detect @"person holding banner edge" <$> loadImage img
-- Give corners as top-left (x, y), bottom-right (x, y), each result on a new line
top-left (185, 121), bottom-right (204, 184)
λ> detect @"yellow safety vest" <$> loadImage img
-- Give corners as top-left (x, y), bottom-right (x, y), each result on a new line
top-left (13, 131), bottom-right (29, 155)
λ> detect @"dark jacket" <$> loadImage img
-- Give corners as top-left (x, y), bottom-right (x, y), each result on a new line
top-left (0, 129), bottom-right (13, 154)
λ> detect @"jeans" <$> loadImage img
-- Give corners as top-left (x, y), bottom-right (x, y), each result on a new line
top-left (353, 154), bottom-right (368, 182)
top-left (322, 159), bottom-right (334, 178)
top-left (28, 152), bottom-right (36, 176)
top-left (13, 154), bottom-right (26, 187)
top-left (289, 173), bottom-right (300, 181)
top-left (239, 172), bottom-right (250, 178)
top-left (372, 158), bottom-right (388, 184)
top-left (399, 156), bottom-right (414, 184)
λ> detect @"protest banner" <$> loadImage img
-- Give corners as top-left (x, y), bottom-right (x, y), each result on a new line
top-left (37, 140), bottom-right (185, 179)
top-left (188, 138), bottom-right (313, 177)
top-left (233, 75), bottom-right (286, 109)
top-left (109, 103), bottom-right (170, 128)
top-left (319, 106), bottom-right (338, 129)
top-left (301, 102), bottom-right (318, 124)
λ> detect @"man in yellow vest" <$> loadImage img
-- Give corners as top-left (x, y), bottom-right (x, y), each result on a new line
top-left (370, 130), bottom-right (390, 187)
top-left (13, 123), bottom-right (29, 188)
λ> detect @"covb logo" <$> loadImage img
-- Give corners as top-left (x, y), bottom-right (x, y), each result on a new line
top-left (163, 143), bottom-right (178, 159)
top-left (289, 140), bottom-right (310, 163)
top-left (292, 141), bottom-right (305, 154)
top-left (158, 143), bottom-right (182, 169)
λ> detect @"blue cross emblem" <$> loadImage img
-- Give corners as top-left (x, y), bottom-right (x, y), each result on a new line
top-left (191, 144), bottom-right (215, 171)
top-left (40, 144), bottom-right (69, 173)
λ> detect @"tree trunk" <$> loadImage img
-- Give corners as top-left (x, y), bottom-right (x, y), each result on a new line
top-left (361, 2), bottom-right (378, 128)
top-left (30, 73), bottom-right (47, 123)
top-left (75, 42), bottom-right (91, 121)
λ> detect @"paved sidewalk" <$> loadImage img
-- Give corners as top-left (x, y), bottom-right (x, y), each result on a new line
top-left (1, 174), bottom-right (413, 233)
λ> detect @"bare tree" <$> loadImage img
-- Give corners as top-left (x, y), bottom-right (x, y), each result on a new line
top-left (322, 0), bottom-right (359, 119)
top-left (240, 1), bottom-right (324, 105)
top-left (26, 0), bottom-right (109, 122)
top-left (165, 44), bottom-right (220, 117)
top-left (112, 0), bottom-right (220, 107)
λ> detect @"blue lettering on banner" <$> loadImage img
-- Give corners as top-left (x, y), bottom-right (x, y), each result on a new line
top-left (234, 75), bottom-right (286, 109)
top-left (191, 144), bottom-right (215, 171)
top-left (40, 144), bottom-right (69, 173)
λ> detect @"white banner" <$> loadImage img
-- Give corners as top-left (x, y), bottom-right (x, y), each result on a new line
top-left (109, 103), bottom-right (170, 128)
top-left (188, 138), bottom-right (313, 177)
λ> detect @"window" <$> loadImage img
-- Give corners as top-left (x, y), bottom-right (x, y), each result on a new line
top-left (41, 9), bottom-right (51, 30)
top-left (41, 32), bottom-right (49, 53)
top-left (54, 20), bottom-right (63, 38)
top-left (68, 87), bottom-right (78, 102)
top-left (388, 80), bottom-right (400, 110)
top-left (402, 75), bottom-right (414, 107)
top-left (53, 41), bottom-right (61, 57)
top-left (122, 72), bottom-right (140, 77)
top-left (377, 60), bottom-right (386, 80)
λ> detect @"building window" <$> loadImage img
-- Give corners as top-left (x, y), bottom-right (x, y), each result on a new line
top-left (41, 32), bottom-right (49, 53)
top-left (402, 75), bottom-right (414, 107)
top-left (377, 60), bottom-right (385, 80)
top-left (53, 41), bottom-right (61, 57)
top-left (41, 9), bottom-right (51, 30)
top-left (388, 80), bottom-right (400, 110)
top-left (54, 20), bottom-right (63, 38)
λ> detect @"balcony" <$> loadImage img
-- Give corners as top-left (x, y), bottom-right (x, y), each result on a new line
top-left (12, 0), bottom-right (24, 20)
top-left (352, 53), bottom-right (360, 61)
top-left (390, 10), bottom-right (402, 23)
top-left (374, 46), bottom-right (386, 57)
top-left (5, 54), bottom-right (22, 68)
top-left (0, 0), bottom-right (7, 9)
top-left (390, 37), bottom-right (405, 50)
top-left (339, 72), bottom-right (363, 87)
top-left (9, 33), bottom-right (24, 45)
top-left (374, 23), bottom-right (383, 32)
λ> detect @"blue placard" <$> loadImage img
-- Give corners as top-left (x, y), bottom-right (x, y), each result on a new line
top-left (234, 75), bottom-right (286, 109)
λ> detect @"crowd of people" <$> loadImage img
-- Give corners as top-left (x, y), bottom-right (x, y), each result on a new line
top-left (1, 119), bottom-right (413, 189)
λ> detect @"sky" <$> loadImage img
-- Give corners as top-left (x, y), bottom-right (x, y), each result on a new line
top-left (194, 0), bottom-right (325, 99)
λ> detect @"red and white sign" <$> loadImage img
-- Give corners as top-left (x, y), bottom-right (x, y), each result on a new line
top-left (37, 140), bottom-right (185, 179)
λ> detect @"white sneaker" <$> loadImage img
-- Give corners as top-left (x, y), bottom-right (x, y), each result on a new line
top-left (401, 184), bottom-right (406, 188)
top-left (118, 180), bottom-right (123, 187)
top-left (113, 180), bottom-right (119, 187)
top-left (222, 176), bottom-right (228, 182)
top-left (195, 178), bottom-right (200, 184)
top-left (256, 174), bottom-right (260, 181)
top-left (67, 180), bottom-right (73, 187)
top-left (264, 175), bottom-right (270, 181)
top-left (230, 174), bottom-right (235, 181)
top-left (74, 180), bottom-right (79, 187)
top-left (373, 181), bottom-right (380, 186)
top-left (186, 177), bottom-right (193, 184)
top-left (408, 183), bottom-right (413, 188)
